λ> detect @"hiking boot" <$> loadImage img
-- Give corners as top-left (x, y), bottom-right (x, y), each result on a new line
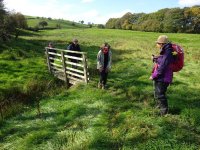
top-left (98, 83), bottom-right (102, 89)
top-left (102, 84), bottom-right (105, 90)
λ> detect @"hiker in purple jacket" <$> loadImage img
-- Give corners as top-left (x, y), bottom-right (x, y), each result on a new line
top-left (150, 35), bottom-right (174, 116)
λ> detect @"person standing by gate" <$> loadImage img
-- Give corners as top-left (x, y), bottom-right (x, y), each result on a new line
top-left (66, 38), bottom-right (81, 69)
top-left (97, 43), bottom-right (112, 89)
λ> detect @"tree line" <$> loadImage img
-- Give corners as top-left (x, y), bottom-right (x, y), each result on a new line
top-left (0, 0), bottom-right (63, 41)
top-left (105, 6), bottom-right (200, 33)
top-left (0, 0), bottom-right (28, 41)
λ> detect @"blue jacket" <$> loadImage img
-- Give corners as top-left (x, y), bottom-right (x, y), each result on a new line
top-left (152, 43), bottom-right (174, 83)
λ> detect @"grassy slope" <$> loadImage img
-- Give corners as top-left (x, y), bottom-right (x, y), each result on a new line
top-left (0, 30), bottom-right (49, 91)
top-left (0, 28), bottom-right (200, 149)
top-left (26, 16), bottom-right (88, 29)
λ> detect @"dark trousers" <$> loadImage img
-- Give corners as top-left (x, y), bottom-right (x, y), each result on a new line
top-left (49, 49), bottom-right (56, 63)
top-left (99, 70), bottom-right (108, 85)
top-left (154, 81), bottom-right (169, 115)
top-left (70, 59), bottom-right (78, 69)
top-left (49, 55), bottom-right (55, 63)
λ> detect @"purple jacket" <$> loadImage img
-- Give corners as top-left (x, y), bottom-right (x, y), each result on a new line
top-left (152, 43), bottom-right (174, 83)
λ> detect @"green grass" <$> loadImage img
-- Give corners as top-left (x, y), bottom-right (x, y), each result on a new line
top-left (0, 30), bottom-right (49, 92)
top-left (0, 28), bottom-right (200, 149)
top-left (26, 16), bottom-right (89, 29)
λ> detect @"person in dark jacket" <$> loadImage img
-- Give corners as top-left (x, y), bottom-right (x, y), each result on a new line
top-left (66, 38), bottom-right (81, 68)
top-left (150, 35), bottom-right (174, 116)
top-left (97, 43), bottom-right (112, 89)
top-left (67, 38), bottom-right (81, 58)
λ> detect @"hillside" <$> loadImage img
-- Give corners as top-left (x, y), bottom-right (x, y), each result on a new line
top-left (0, 28), bottom-right (200, 149)
top-left (26, 16), bottom-right (89, 29)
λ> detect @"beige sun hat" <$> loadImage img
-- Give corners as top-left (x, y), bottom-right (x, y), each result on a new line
top-left (156, 35), bottom-right (169, 44)
top-left (73, 38), bottom-right (78, 42)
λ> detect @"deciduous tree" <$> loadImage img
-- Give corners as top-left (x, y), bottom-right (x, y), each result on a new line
top-left (38, 21), bottom-right (48, 28)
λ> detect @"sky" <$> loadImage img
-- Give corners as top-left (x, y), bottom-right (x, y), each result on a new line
top-left (4, 0), bottom-right (200, 24)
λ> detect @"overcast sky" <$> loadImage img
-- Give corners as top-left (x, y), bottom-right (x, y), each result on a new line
top-left (4, 0), bottom-right (200, 24)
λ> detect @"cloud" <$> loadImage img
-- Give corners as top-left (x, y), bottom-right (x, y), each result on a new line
top-left (66, 9), bottom-right (99, 23)
top-left (108, 9), bottom-right (132, 19)
top-left (4, 0), bottom-right (30, 12)
top-left (5, 0), bottom-right (74, 19)
top-left (80, 9), bottom-right (132, 24)
top-left (4, 0), bottom-right (130, 24)
top-left (81, 0), bottom-right (94, 3)
top-left (178, 0), bottom-right (200, 6)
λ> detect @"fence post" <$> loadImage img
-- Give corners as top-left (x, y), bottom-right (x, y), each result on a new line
top-left (46, 48), bottom-right (52, 74)
top-left (61, 51), bottom-right (69, 88)
top-left (82, 53), bottom-right (89, 83)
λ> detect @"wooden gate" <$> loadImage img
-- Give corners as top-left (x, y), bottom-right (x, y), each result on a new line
top-left (45, 47), bottom-right (89, 86)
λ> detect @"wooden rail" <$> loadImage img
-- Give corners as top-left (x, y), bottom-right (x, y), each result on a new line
top-left (45, 47), bottom-right (89, 87)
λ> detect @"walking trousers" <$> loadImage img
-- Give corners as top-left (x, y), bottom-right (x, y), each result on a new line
top-left (154, 81), bottom-right (169, 115)
top-left (99, 70), bottom-right (108, 85)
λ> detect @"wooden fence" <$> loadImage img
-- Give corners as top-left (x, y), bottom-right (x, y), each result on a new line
top-left (45, 47), bottom-right (89, 87)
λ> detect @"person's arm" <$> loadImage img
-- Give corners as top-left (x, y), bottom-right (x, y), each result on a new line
top-left (152, 50), bottom-right (172, 79)
top-left (67, 44), bottom-right (72, 50)
top-left (97, 51), bottom-right (103, 71)
top-left (151, 63), bottom-right (159, 79)
top-left (77, 45), bottom-right (81, 51)
top-left (106, 50), bottom-right (112, 71)
top-left (157, 50), bottom-right (172, 75)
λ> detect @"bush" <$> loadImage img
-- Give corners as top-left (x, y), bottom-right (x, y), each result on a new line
top-left (38, 21), bottom-right (48, 28)
top-left (97, 24), bottom-right (105, 29)
top-left (23, 79), bottom-right (46, 104)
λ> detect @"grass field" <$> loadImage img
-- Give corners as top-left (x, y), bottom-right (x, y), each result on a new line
top-left (0, 28), bottom-right (200, 149)
top-left (26, 16), bottom-right (89, 29)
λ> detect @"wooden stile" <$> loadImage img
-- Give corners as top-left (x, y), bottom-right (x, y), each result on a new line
top-left (82, 54), bottom-right (89, 83)
top-left (46, 48), bottom-right (52, 73)
top-left (61, 51), bottom-right (69, 87)
top-left (45, 47), bottom-right (89, 86)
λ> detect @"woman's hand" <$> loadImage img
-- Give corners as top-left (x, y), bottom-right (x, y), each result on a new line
top-left (149, 76), bottom-right (153, 80)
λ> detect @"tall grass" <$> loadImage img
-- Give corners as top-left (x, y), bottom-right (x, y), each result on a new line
top-left (0, 28), bottom-right (200, 149)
